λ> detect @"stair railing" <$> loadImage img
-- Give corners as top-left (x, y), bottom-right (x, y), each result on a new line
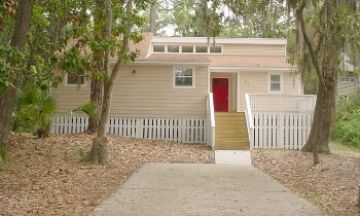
top-left (244, 94), bottom-right (254, 147)
top-left (206, 92), bottom-right (216, 149)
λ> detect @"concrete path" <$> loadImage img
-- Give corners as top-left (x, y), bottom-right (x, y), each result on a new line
top-left (91, 163), bottom-right (322, 216)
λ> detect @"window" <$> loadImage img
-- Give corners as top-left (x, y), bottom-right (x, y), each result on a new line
top-left (195, 46), bottom-right (208, 53)
top-left (153, 45), bottom-right (165, 52)
top-left (181, 45), bottom-right (194, 53)
top-left (66, 73), bottom-right (85, 85)
top-left (167, 45), bottom-right (180, 53)
top-left (270, 74), bottom-right (281, 92)
top-left (174, 66), bottom-right (194, 87)
top-left (210, 46), bottom-right (222, 53)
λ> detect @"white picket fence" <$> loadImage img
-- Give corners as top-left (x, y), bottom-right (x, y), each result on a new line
top-left (51, 115), bottom-right (206, 144)
top-left (245, 94), bottom-right (316, 149)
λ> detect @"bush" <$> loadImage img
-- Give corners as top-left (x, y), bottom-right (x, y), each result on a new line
top-left (0, 146), bottom-right (10, 169)
top-left (14, 87), bottom-right (56, 138)
top-left (335, 90), bottom-right (360, 148)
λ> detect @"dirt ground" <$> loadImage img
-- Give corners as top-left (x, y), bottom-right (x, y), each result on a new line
top-left (0, 134), bottom-right (213, 216)
top-left (252, 146), bottom-right (360, 216)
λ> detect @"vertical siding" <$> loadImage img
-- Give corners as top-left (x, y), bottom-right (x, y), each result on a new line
top-left (237, 72), bottom-right (302, 111)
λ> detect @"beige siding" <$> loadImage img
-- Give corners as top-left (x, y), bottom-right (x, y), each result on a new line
top-left (110, 65), bottom-right (209, 117)
top-left (53, 65), bottom-right (209, 117)
top-left (237, 72), bottom-right (302, 111)
top-left (223, 44), bottom-right (285, 56)
top-left (52, 78), bottom-right (91, 113)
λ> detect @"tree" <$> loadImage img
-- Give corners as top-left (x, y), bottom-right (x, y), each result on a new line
top-left (0, 0), bottom-right (34, 146)
top-left (88, 0), bottom-right (149, 164)
top-left (287, 0), bottom-right (360, 163)
top-left (224, 0), bottom-right (291, 38)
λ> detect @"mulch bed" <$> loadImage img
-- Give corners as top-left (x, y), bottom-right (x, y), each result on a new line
top-left (0, 134), bottom-right (213, 216)
top-left (252, 149), bottom-right (360, 216)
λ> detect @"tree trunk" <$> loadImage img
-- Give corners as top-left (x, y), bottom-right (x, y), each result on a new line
top-left (87, 0), bottom-right (105, 133)
top-left (87, 78), bottom-right (102, 133)
top-left (149, 4), bottom-right (156, 33)
top-left (0, 0), bottom-right (34, 146)
top-left (88, 0), bottom-right (114, 165)
top-left (302, 72), bottom-right (336, 155)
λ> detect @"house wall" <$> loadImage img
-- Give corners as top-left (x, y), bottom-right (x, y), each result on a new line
top-left (223, 44), bottom-right (285, 56)
top-left (110, 65), bottom-right (209, 117)
top-left (237, 72), bottom-right (302, 111)
top-left (52, 65), bottom-right (209, 118)
top-left (51, 75), bottom-right (90, 114)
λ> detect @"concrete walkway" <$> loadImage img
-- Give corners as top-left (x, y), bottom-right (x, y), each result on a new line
top-left (91, 163), bottom-right (322, 216)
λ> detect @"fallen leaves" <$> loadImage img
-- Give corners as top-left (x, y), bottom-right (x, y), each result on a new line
top-left (252, 149), bottom-right (360, 216)
top-left (0, 133), bottom-right (213, 216)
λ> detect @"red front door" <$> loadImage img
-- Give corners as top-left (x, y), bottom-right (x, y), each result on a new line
top-left (212, 78), bottom-right (229, 112)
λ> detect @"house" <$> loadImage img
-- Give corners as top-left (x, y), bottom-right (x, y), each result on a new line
top-left (51, 33), bottom-right (309, 150)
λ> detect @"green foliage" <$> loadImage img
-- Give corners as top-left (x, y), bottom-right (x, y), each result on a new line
top-left (0, 146), bottom-right (10, 169)
top-left (335, 91), bottom-right (360, 148)
top-left (72, 102), bottom-right (98, 118)
top-left (76, 147), bottom-right (89, 162)
top-left (14, 87), bottom-right (56, 135)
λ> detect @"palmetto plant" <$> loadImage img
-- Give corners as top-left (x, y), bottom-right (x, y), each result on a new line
top-left (14, 87), bottom-right (56, 138)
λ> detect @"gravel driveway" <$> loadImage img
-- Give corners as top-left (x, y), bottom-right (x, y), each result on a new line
top-left (91, 163), bottom-right (322, 216)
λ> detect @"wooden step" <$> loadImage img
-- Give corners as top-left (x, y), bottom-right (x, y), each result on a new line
top-left (215, 141), bottom-right (250, 150)
top-left (214, 112), bottom-right (250, 150)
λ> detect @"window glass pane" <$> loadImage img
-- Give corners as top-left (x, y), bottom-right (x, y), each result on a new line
top-left (67, 73), bottom-right (84, 85)
top-left (271, 83), bottom-right (280, 91)
top-left (153, 45), bottom-right (165, 52)
top-left (175, 77), bottom-right (192, 86)
top-left (182, 45), bottom-right (193, 53)
top-left (271, 75), bottom-right (280, 82)
top-left (196, 46), bottom-right (208, 53)
top-left (210, 46), bottom-right (222, 53)
top-left (168, 45), bottom-right (179, 53)
top-left (174, 67), bottom-right (193, 87)
top-left (175, 67), bottom-right (192, 76)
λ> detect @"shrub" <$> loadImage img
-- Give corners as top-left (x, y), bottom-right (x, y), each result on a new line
top-left (335, 90), bottom-right (360, 148)
top-left (0, 146), bottom-right (10, 169)
top-left (14, 87), bottom-right (56, 138)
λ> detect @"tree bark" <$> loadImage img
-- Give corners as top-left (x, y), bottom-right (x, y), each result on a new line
top-left (0, 0), bottom-right (34, 146)
top-left (149, 4), bottom-right (156, 33)
top-left (302, 77), bottom-right (336, 154)
top-left (87, 0), bottom-right (105, 133)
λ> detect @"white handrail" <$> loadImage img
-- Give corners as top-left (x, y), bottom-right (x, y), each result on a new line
top-left (245, 94), bottom-right (254, 128)
top-left (206, 93), bottom-right (216, 149)
top-left (244, 94), bottom-right (254, 147)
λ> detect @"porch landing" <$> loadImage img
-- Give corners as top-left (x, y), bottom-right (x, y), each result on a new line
top-left (215, 112), bottom-right (250, 150)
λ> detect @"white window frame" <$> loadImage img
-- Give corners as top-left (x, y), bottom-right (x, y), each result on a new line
top-left (173, 66), bottom-right (195, 88)
top-left (64, 74), bottom-right (86, 86)
top-left (268, 73), bottom-right (282, 93)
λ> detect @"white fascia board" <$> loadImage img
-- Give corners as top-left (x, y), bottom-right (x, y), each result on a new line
top-left (152, 37), bottom-right (287, 45)
top-left (210, 66), bottom-right (297, 72)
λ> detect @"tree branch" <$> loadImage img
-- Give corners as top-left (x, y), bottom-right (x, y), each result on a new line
top-left (296, 0), bottom-right (327, 89)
